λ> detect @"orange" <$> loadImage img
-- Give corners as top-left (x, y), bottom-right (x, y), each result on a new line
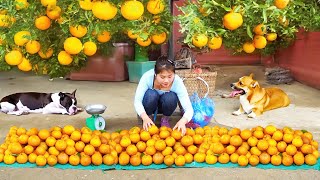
top-left (97, 31), bottom-right (111, 43)
top-left (45, 136), bottom-right (56, 147)
top-left (175, 146), bottom-right (187, 155)
top-left (223, 12), bottom-right (243, 30)
top-left (219, 134), bottom-right (230, 145)
top-left (164, 155), bottom-right (175, 166)
top-left (153, 152), bottom-right (164, 164)
top-left (46, 5), bottom-right (61, 20)
top-left (69, 25), bottom-right (87, 38)
top-left (15, 0), bottom-right (29, 10)
top-left (208, 36), bottom-right (222, 50)
top-left (92, 152), bottom-right (103, 166)
top-left (24, 145), bottom-right (34, 155)
top-left (266, 33), bottom-right (277, 41)
top-left (292, 137), bottom-right (303, 148)
top-left (293, 152), bottom-right (305, 166)
top-left (283, 133), bottom-right (294, 144)
top-left (145, 146), bottom-right (156, 156)
top-left (137, 36), bottom-right (152, 47)
top-left (18, 134), bottom-right (29, 145)
top-left (14, 31), bottom-right (31, 46)
top-left (36, 155), bottom-right (47, 166)
top-left (129, 154), bottom-right (141, 166)
top-left (148, 125), bottom-right (159, 135)
top-left (253, 24), bottom-right (267, 35)
top-left (136, 141), bottom-right (147, 152)
top-left (80, 154), bottom-right (91, 166)
top-left (64, 37), bottom-right (83, 55)
top-left (230, 135), bottom-right (243, 147)
top-left (28, 135), bottom-right (41, 147)
top-left (253, 35), bottom-right (267, 49)
top-left (192, 34), bottom-right (208, 48)
top-left (253, 130), bottom-right (264, 139)
top-left (68, 154), bottom-right (80, 166)
top-left (125, 144), bottom-right (137, 156)
top-left (81, 133), bottom-right (92, 144)
top-left (16, 127), bottom-right (26, 136)
top-left (286, 144), bottom-right (297, 156)
top-left (120, 136), bottom-right (131, 148)
top-left (300, 144), bottom-right (313, 155)
top-left (146, 139), bottom-right (156, 147)
top-left (48, 147), bottom-right (59, 156)
top-left (38, 129), bottom-right (50, 140)
top-left (162, 146), bottom-right (173, 156)
top-left (159, 130), bottom-right (170, 139)
top-left (303, 132), bottom-right (313, 141)
top-left (243, 42), bottom-right (255, 54)
top-left (147, 0), bottom-right (164, 15)
top-left (34, 146), bottom-right (46, 155)
top-left (225, 145), bottom-right (236, 155)
top-left (171, 130), bottom-right (182, 141)
top-left (141, 154), bottom-right (153, 166)
top-left (92, 1), bottom-right (117, 20)
top-left (38, 48), bottom-right (53, 59)
top-left (237, 155), bottom-right (248, 166)
top-left (55, 140), bottom-right (67, 151)
top-left (305, 154), bottom-right (317, 165)
top-left (26, 40), bottom-right (41, 54)
top-left (90, 136), bottom-right (102, 148)
top-left (175, 155), bottom-right (186, 166)
top-left (267, 146), bottom-right (278, 156)
top-left (277, 141), bottom-right (287, 152)
top-left (5, 50), bottom-right (23, 66)
top-left (240, 129), bottom-right (252, 140)
top-left (228, 128), bottom-right (241, 136)
top-left (247, 136), bottom-right (258, 147)
top-left (70, 130), bottom-right (81, 142)
top-left (270, 154), bottom-right (282, 166)
top-left (83, 41), bottom-right (97, 56)
top-left (65, 146), bottom-right (77, 156)
top-left (16, 153), bottom-right (28, 164)
top-left (28, 153), bottom-right (37, 163)
top-left (119, 152), bottom-right (130, 166)
top-left (187, 145), bottom-right (198, 155)
top-left (127, 30), bottom-right (139, 39)
top-left (17, 57), bottom-right (32, 72)
top-left (264, 125), bottom-right (277, 135)
top-left (155, 139), bottom-right (166, 151)
top-left (257, 140), bottom-right (269, 151)
top-left (62, 125), bottom-right (75, 135)
top-left (35, 16), bottom-right (51, 30)
top-left (99, 144), bottom-right (111, 155)
top-left (236, 146), bottom-right (248, 156)
top-left (274, 0), bottom-right (290, 9)
top-left (249, 155), bottom-right (260, 166)
top-left (41, 0), bottom-right (56, 7)
top-left (230, 153), bottom-right (239, 163)
top-left (58, 51), bottom-right (73, 65)
top-left (180, 135), bottom-right (193, 147)
top-left (218, 153), bottom-right (230, 164)
top-left (282, 154), bottom-right (293, 166)
top-left (47, 155), bottom-right (58, 166)
top-left (151, 32), bottom-right (167, 45)
top-left (121, 0), bottom-right (144, 20)
top-left (259, 152), bottom-right (270, 164)
top-left (103, 154), bottom-right (115, 165)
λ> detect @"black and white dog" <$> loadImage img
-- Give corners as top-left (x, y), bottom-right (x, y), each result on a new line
top-left (0, 90), bottom-right (79, 116)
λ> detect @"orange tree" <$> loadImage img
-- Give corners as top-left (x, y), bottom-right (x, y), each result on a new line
top-left (175, 0), bottom-right (320, 55)
top-left (0, 0), bottom-right (172, 78)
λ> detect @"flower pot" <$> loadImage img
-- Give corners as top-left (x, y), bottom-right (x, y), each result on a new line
top-left (126, 61), bottom-right (156, 83)
top-left (67, 43), bottom-right (134, 81)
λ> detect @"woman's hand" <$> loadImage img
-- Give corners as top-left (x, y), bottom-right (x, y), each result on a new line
top-left (173, 117), bottom-right (188, 136)
top-left (142, 115), bottom-right (155, 131)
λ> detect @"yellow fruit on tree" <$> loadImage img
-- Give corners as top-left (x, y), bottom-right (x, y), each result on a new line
top-left (41, 0), bottom-right (57, 7)
top-left (0, 14), bottom-right (10, 27)
top-left (38, 48), bottom-right (53, 59)
top-left (5, 50), bottom-right (23, 66)
top-left (137, 36), bottom-right (152, 47)
top-left (253, 35), bottom-right (267, 49)
top-left (266, 33), bottom-right (277, 41)
top-left (192, 34), bottom-right (208, 48)
top-left (97, 31), bottom-right (111, 43)
top-left (83, 41), bottom-right (97, 56)
top-left (79, 0), bottom-right (93, 10)
top-left (92, 1), bottom-right (117, 20)
top-left (14, 31), bottom-right (31, 46)
top-left (17, 57), bottom-right (32, 72)
top-left (208, 36), bottom-right (222, 50)
top-left (147, 0), bottom-right (165, 15)
top-left (64, 37), bottom-right (83, 55)
top-left (151, 32), bottom-right (167, 45)
top-left (15, 0), bottom-right (29, 10)
top-left (35, 16), bottom-right (51, 30)
top-left (58, 51), bottom-right (73, 65)
top-left (46, 5), bottom-right (61, 20)
top-left (127, 30), bottom-right (139, 39)
top-left (253, 24), bottom-right (267, 35)
top-left (121, 0), bottom-right (144, 20)
top-left (26, 40), bottom-right (41, 54)
top-left (274, 0), bottom-right (290, 9)
top-left (223, 12), bottom-right (243, 30)
top-left (69, 25), bottom-right (88, 38)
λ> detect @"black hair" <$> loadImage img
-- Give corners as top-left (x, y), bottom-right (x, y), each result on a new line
top-left (154, 55), bottom-right (175, 75)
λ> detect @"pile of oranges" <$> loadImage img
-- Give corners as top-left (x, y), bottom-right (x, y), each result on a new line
top-left (0, 125), bottom-right (319, 167)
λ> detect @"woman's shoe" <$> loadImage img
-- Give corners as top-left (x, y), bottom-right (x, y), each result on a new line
top-left (160, 116), bottom-right (170, 128)
top-left (185, 121), bottom-right (200, 129)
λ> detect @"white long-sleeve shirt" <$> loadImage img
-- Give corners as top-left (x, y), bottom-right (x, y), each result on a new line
top-left (134, 69), bottom-right (194, 121)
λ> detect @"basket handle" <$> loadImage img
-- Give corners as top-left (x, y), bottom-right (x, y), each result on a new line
top-left (182, 76), bottom-right (210, 98)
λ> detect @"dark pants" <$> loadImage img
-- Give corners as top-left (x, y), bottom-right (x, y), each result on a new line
top-left (142, 89), bottom-right (178, 117)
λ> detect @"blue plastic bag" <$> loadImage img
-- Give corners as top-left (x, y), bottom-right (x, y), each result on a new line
top-left (190, 92), bottom-right (215, 127)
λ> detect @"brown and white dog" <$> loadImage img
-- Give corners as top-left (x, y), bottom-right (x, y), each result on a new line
top-left (223, 74), bottom-right (290, 118)
top-left (0, 90), bottom-right (79, 116)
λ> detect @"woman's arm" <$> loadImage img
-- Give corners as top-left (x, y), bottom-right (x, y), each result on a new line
top-left (174, 77), bottom-right (194, 121)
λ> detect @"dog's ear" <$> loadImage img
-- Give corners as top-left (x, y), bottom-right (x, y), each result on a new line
top-left (71, 89), bottom-right (77, 96)
top-left (249, 73), bottom-right (254, 78)
top-left (251, 80), bottom-right (260, 88)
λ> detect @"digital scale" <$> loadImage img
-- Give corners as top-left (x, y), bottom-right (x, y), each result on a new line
top-left (84, 104), bottom-right (107, 130)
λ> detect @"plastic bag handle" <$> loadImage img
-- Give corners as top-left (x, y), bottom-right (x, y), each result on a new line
top-left (182, 76), bottom-right (210, 98)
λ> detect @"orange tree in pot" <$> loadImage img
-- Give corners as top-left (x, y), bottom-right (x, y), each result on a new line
top-left (175, 0), bottom-right (320, 56)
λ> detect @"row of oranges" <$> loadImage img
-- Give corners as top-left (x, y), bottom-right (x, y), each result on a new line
top-left (0, 125), bottom-right (319, 167)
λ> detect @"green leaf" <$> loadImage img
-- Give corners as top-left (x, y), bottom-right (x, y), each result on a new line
top-left (246, 25), bottom-right (253, 39)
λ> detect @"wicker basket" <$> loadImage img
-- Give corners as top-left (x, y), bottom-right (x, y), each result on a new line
top-left (176, 66), bottom-right (217, 98)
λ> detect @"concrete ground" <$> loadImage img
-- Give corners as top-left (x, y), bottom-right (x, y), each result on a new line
top-left (0, 65), bottom-right (319, 179)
